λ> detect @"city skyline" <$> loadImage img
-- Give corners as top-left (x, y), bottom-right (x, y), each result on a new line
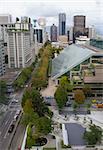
top-left (0, 0), bottom-right (103, 34)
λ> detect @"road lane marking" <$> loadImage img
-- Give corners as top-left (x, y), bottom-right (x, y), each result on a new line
top-left (5, 120), bottom-right (8, 125)
top-left (4, 124), bottom-right (11, 139)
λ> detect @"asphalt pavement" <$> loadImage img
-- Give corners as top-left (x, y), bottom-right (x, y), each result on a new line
top-left (9, 122), bottom-right (26, 150)
top-left (0, 110), bottom-right (17, 150)
top-left (0, 90), bottom-right (24, 150)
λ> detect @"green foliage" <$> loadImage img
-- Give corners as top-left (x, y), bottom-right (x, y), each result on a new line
top-left (61, 140), bottom-right (71, 148)
top-left (14, 66), bottom-right (33, 89)
top-left (22, 89), bottom-right (31, 107)
top-left (54, 85), bottom-right (68, 109)
top-left (84, 125), bottom-right (102, 145)
top-left (60, 76), bottom-right (73, 92)
top-left (72, 102), bottom-right (79, 111)
top-left (22, 88), bottom-right (52, 117)
top-left (22, 99), bottom-right (39, 126)
top-left (83, 85), bottom-right (92, 97)
top-left (26, 125), bottom-right (34, 149)
top-left (86, 103), bottom-right (91, 110)
top-left (26, 136), bottom-right (34, 149)
top-left (0, 80), bottom-right (7, 104)
top-left (74, 90), bottom-right (85, 104)
top-left (35, 117), bottom-right (52, 135)
top-left (32, 44), bottom-right (52, 88)
top-left (32, 44), bottom-right (62, 88)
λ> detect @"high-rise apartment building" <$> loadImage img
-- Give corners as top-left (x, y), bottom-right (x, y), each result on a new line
top-left (7, 17), bottom-right (35, 68)
top-left (50, 24), bottom-right (57, 42)
top-left (0, 40), bottom-right (5, 76)
top-left (7, 30), bottom-right (32, 68)
top-left (59, 13), bottom-right (66, 35)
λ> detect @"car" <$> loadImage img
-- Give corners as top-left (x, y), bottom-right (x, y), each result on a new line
top-left (14, 99), bottom-right (19, 103)
top-left (12, 99), bottom-right (18, 103)
top-left (96, 104), bottom-right (103, 108)
top-left (16, 110), bottom-right (21, 115)
top-left (8, 124), bottom-right (15, 133)
top-left (14, 114), bottom-right (18, 121)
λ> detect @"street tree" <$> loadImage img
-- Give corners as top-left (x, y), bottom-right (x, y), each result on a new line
top-left (0, 80), bottom-right (7, 104)
top-left (54, 85), bottom-right (68, 109)
top-left (84, 124), bottom-right (102, 145)
top-left (74, 90), bottom-right (85, 104)
top-left (83, 85), bottom-right (92, 97)
top-left (35, 116), bottom-right (52, 135)
top-left (60, 76), bottom-right (73, 92)
top-left (22, 99), bottom-right (39, 125)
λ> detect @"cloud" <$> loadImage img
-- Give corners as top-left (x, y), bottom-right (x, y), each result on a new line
top-left (0, 0), bottom-right (102, 34)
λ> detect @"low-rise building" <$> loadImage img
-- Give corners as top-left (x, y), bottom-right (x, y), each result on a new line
top-left (51, 44), bottom-right (103, 100)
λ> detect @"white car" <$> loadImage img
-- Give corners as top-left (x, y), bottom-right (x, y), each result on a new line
top-left (16, 110), bottom-right (21, 115)
top-left (12, 99), bottom-right (18, 103)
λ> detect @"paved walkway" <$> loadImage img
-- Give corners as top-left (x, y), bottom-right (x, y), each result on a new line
top-left (41, 78), bottom-right (57, 97)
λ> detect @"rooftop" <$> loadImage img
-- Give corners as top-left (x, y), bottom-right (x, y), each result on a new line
top-left (65, 123), bottom-right (86, 146)
top-left (84, 67), bottom-right (103, 83)
top-left (51, 44), bottom-right (95, 79)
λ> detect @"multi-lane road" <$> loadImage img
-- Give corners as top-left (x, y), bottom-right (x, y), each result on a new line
top-left (0, 63), bottom-right (38, 150)
top-left (0, 110), bottom-right (17, 150)
top-left (0, 90), bottom-right (25, 150)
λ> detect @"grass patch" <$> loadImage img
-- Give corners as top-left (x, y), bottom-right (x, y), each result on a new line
top-left (61, 140), bottom-right (71, 148)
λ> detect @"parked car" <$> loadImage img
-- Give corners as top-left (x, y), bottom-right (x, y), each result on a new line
top-left (16, 110), bottom-right (21, 115)
top-left (96, 103), bottom-right (103, 108)
top-left (14, 114), bottom-right (18, 121)
top-left (8, 124), bottom-right (15, 133)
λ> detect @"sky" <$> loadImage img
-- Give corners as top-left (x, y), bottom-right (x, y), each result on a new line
top-left (0, 0), bottom-right (103, 34)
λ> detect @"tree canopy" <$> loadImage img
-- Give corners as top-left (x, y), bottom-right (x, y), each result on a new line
top-left (84, 125), bottom-right (102, 145)
top-left (83, 85), bottom-right (92, 97)
top-left (60, 76), bottom-right (73, 92)
top-left (0, 80), bottom-right (7, 104)
top-left (74, 90), bottom-right (85, 104)
top-left (14, 66), bottom-right (33, 89)
top-left (54, 85), bottom-right (68, 109)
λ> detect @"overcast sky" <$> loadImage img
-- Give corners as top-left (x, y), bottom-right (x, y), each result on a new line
top-left (0, 0), bottom-right (103, 34)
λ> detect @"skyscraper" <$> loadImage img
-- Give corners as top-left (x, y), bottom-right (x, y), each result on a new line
top-left (73, 15), bottom-right (86, 42)
top-left (59, 13), bottom-right (66, 35)
top-left (74, 15), bottom-right (85, 28)
top-left (34, 28), bottom-right (43, 43)
top-left (50, 24), bottom-right (57, 42)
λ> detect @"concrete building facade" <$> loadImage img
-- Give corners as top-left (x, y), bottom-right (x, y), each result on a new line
top-left (7, 30), bottom-right (32, 68)
top-left (73, 15), bottom-right (86, 42)
top-left (0, 14), bottom-right (12, 24)
top-left (0, 40), bottom-right (5, 76)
